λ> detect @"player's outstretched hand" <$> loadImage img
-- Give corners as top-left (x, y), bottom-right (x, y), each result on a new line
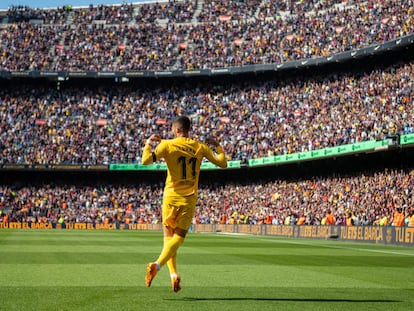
top-left (205, 136), bottom-right (220, 147)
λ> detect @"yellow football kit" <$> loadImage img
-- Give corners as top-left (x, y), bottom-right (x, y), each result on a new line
top-left (142, 137), bottom-right (227, 230)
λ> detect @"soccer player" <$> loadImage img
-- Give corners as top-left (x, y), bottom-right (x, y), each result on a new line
top-left (141, 115), bottom-right (227, 292)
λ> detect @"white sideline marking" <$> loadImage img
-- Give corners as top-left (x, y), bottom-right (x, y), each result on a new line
top-left (214, 232), bottom-right (414, 256)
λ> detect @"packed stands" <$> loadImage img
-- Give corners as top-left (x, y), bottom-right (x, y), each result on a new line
top-left (4, 5), bottom-right (69, 24)
top-left (0, 0), bottom-right (412, 71)
top-left (0, 1), bottom-right (414, 229)
top-left (71, 3), bottom-right (134, 24)
top-left (1, 61), bottom-right (413, 164)
top-left (134, 0), bottom-right (196, 23)
top-left (1, 168), bottom-right (413, 226)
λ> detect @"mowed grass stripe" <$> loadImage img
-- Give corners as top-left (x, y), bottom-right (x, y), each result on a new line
top-left (0, 239), bottom-right (154, 246)
top-left (8, 229), bottom-right (409, 255)
top-left (0, 230), bottom-right (159, 243)
top-left (1, 230), bottom-right (413, 311)
top-left (1, 248), bottom-right (412, 266)
top-left (0, 263), bottom-right (407, 289)
top-left (2, 241), bottom-right (381, 256)
top-left (0, 286), bottom-right (410, 311)
top-left (1, 247), bottom-right (407, 263)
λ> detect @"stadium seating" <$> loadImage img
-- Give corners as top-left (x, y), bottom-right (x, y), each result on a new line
top-left (0, 1), bottom-right (413, 228)
top-left (0, 62), bottom-right (413, 164)
top-left (0, 168), bottom-right (412, 226)
top-left (0, 1), bottom-right (412, 71)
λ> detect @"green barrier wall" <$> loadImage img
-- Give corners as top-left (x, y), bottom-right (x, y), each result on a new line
top-left (110, 160), bottom-right (241, 171)
top-left (249, 139), bottom-right (391, 167)
top-left (401, 133), bottom-right (414, 145)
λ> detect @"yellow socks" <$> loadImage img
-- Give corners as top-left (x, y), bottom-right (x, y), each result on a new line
top-left (167, 254), bottom-right (177, 275)
top-left (157, 234), bottom-right (184, 268)
top-left (161, 236), bottom-right (177, 274)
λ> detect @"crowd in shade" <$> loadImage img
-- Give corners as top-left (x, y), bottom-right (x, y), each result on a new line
top-left (4, 5), bottom-right (70, 24)
top-left (0, 0), bottom-right (413, 71)
top-left (0, 168), bottom-right (413, 226)
top-left (0, 61), bottom-right (413, 164)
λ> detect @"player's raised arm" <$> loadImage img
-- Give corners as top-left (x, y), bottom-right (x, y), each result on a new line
top-left (141, 134), bottom-right (162, 165)
top-left (204, 136), bottom-right (227, 168)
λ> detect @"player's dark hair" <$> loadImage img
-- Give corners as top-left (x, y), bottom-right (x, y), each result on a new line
top-left (173, 116), bottom-right (191, 133)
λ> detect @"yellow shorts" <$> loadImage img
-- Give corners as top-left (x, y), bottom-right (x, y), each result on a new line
top-left (162, 194), bottom-right (197, 231)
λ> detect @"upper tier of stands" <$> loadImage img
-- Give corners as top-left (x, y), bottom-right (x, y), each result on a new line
top-left (0, 60), bottom-right (413, 164)
top-left (0, 0), bottom-right (413, 71)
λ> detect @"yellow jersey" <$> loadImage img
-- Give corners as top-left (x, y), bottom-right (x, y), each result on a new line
top-left (142, 137), bottom-right (227, 197)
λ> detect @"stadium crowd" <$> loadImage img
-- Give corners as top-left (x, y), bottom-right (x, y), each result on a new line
top-left (4, 5), bottom-right (69, 24)
top-left (0, 1), bottom-right (414, 231)
top-left (0, 61), bottom-right (413, 164)
top-left (0, 0), bottom-right (413, 71)
top-left (0, 2), bottom-right (413, 219)
top-left (135, 0), bottom-right (196, 23)
top-left (0, 168), bottom-right (413, 226)
top-left (71, 2), bottom-right (134, 24)
top-left (196, 0), bottom-right (262, 22)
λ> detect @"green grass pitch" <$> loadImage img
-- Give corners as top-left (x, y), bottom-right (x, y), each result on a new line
top-left (0, 229), bottom-right (413, 311)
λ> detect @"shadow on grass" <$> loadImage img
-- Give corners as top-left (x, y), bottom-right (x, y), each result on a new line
top-left (166, 297), bottom-right (399, 303)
